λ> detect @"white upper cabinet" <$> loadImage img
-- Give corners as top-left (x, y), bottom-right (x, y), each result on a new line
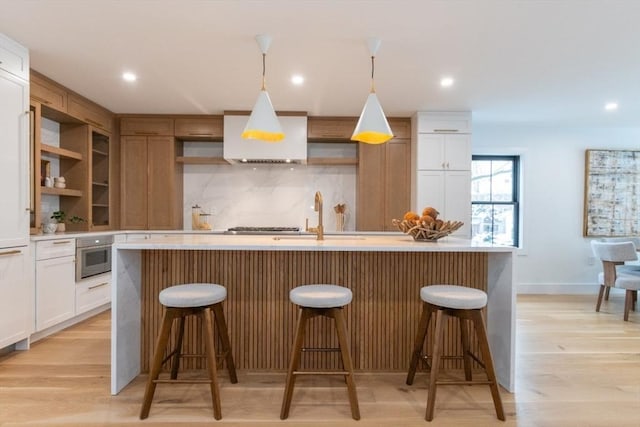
top-left (414, 111), bottom-right (472, 134)
top-left (0, 34), bottom-right (29, 248)
top-left (0, 33), bottom-right (29, 80)
top-left (417, 133), bottom-right (472, 171)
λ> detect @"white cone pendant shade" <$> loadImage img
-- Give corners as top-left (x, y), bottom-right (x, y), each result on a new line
top-left (351, 92), bottom-right (393, 144)
top-left (242, 89), bottom-right (284, 142)
top-left (351, 37), bottom-right (393, 144)
top-left (242, 34), bottom-right (284, 142)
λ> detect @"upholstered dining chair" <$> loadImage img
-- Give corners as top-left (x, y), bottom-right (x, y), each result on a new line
top-left (591, 241), bottom-right (640, 321)
top-left (599, 237), bottom-right (640, 302)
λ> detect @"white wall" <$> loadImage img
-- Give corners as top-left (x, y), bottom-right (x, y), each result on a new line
top-left (473, 124), bottom-right (640, 294)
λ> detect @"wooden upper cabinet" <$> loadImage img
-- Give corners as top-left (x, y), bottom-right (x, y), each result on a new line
top-left (174, 116), bottom-right (223, 140)
top-left (120, 117), bottom-right (174, 136)
top-left (388, 118), bottom-right (411, 139)
top-left (307, 117), bottom-right (357, 141)
top-left (30, 71), bottom-right (67, 112)
top-left (68, 93), bottom-right (113, 132)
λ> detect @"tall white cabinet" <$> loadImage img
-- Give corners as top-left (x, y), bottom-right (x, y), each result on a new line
top-left (412, 112), bottom-right (472, 237)
top-left (0, 33), bottom-right (32, 349)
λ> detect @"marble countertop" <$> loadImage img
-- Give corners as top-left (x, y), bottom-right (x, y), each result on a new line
top-left (114, 233), bottom-right (515, 253)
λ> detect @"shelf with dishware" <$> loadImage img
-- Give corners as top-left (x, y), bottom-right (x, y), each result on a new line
top-left (30, 69), bottom-right (116, 233)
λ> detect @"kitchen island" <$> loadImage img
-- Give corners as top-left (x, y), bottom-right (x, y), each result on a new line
top-left (111, 234), bottom-right (515, 395)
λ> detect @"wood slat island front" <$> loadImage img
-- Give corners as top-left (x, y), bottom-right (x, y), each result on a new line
top-left (111, 234), bottom-right (515, 395)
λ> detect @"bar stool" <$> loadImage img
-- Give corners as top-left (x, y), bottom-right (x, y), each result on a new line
top-left (140, 283), bottom-right (237, 420)
top-left (280, 284), bottom-right (360, 420)
top-left (406, 285), bottom-right (505, 421)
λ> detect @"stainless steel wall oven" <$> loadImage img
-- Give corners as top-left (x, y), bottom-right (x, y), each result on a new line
top-left (76, 236), bottom-right (113, 281)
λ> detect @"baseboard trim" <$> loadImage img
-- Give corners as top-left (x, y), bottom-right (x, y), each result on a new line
top-left (517, 283), bottom-right (625, 295)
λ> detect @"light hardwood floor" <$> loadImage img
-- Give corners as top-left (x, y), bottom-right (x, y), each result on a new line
top-left (0, 294), bottom-right (638, 426)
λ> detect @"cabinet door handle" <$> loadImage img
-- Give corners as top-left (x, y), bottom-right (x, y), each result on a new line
top-left (446, 162), bottom-right (450, 168)
top-left (88, 282), bottom-right (109, 290)
top-left (53, 240), bottom-right (73, 245)
top-left (187, 133), bottom-right (213, 136)
top-left (134, 131), bottom-right (159, 135)
top-left (0, 250), bottom-right (21, 257)
top-left (433, 129), bottom-right (459, 133)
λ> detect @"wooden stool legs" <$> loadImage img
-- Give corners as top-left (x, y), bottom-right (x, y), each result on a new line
top-left (280, 307), bottom-right (360, 420)
top-left (140, 303), bottom-right (237, 420)
top-left (406, 302), bottom-right (505, 422)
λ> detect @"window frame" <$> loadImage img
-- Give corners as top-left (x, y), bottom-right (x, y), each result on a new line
top-left (471, 155), bottom-right (520, 247)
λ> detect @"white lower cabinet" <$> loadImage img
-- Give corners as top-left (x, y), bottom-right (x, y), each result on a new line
top-left (35, 239), bottom-right (76, 332)
top-left (76, 273), bottom-right (111, 315)
top-left (416, 170), bottom-right (471, 237)
top-left (0, 246), bottom-right (32, 349)
top-left (35, 255), bottom-right (76, 331)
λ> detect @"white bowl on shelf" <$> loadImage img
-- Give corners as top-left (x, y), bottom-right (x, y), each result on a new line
top-left (54, 182), bottom-right (66, 189)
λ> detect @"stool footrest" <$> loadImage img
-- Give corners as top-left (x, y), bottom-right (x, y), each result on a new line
top-left (153, 379), bottom-right (212, 384)
top-left (436, 379), bottom-right (494, 386)
top-left (293, 370), bottom-right (351, 376)
top-left (302, 347), bottom-right (340, 353)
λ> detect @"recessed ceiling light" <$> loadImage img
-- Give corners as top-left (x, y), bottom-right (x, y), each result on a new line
top-left (440, 77), bottom-right (454, 88)
top-left (122, 72), bottom-right (137, 82)
top-left (291, 74), bottom-right (304, 85)
top-left (604, 102), bottom-right (618, 111)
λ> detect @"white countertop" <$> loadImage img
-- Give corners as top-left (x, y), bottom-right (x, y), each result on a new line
top-left (113, 233), bottom-right (515, 252)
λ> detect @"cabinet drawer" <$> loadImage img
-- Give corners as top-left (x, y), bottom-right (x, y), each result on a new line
top-left (68, 93), bottom-right (113, 132)
top-left (120, 117), bottom-right (174, 136)
top-left (307, 117), bottom-right (357, 140)
top-left (30, 72), bottom-right (67, 111)
top-left (76, 274), bottom-right (111, 315)
top-left (175, 117), bottom-right (223, 139)
top-left (0, 41), bottom-right (28, 80)
top-left (36, 238), bottom-right (76, 260)
top-left (415, 112), bottom-right (472, 133)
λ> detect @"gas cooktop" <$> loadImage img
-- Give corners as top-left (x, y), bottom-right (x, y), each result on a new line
top-left (225, 226), bottom-right (301, 235)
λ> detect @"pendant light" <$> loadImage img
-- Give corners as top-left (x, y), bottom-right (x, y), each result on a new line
top-left (242, 34), bottom-right (285, 142)
top-left (351, 37), bottom-right (393, 144)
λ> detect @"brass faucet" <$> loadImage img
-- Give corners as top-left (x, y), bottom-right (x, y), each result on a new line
top-left (305, 191), bottom-right (324, 240)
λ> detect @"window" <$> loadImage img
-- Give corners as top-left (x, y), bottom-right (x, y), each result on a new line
top-left (471, 155), bottom-right (520, 246)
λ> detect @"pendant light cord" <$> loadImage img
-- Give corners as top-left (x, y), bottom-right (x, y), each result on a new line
top-left (370, 55), bottom-right (376, 93)
top-left (261, 53), bottom-right (267, 90)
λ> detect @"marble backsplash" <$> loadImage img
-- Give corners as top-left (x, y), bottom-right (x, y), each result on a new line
top-left (183, 163), bottom-right (356, 231)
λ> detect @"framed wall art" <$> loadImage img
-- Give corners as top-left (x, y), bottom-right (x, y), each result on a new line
top-left (584, 149), bottom-right (640, 237)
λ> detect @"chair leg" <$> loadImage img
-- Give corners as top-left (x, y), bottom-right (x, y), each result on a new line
top-left (459, 317), bottom-right (473, 382)
top-left (211, 303), bottom-right (238, 384)
top-left (332, 307), bottom-right (360, 420)
top-left (140, 308), bottom-right (175, 420)
top-left (280, 307), bottom-right (310, 420)
top-left (470, 309), bottom-right (505, 421)
top-left (201, 308), bottom-right (222, 420)
top-left (624, 290), bottom-right (634, 321)
top-left (170, 315), bottom-right (186, 380)
top-left (426, 309), bottom-right (446, 421)
top-left (407, 302), bottom-right (435, 385)
top-left (595, 285), bottom-right (606, 312)
top-left (604, 286), bottom-right (611, 301)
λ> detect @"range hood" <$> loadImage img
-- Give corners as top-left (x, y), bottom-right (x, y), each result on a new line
top-left (223, 114), bottom-right (307, 164)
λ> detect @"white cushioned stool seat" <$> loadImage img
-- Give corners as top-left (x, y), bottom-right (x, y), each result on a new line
top-left (290, 284), bottom-right (352, 308)
top-left (420, 285), bottom-right (487, 310)
top-left (159, 283), bottom-right (227, 308)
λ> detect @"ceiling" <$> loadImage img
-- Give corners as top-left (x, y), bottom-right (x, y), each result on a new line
top-left (1, 0), bottom-right (639, 126)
